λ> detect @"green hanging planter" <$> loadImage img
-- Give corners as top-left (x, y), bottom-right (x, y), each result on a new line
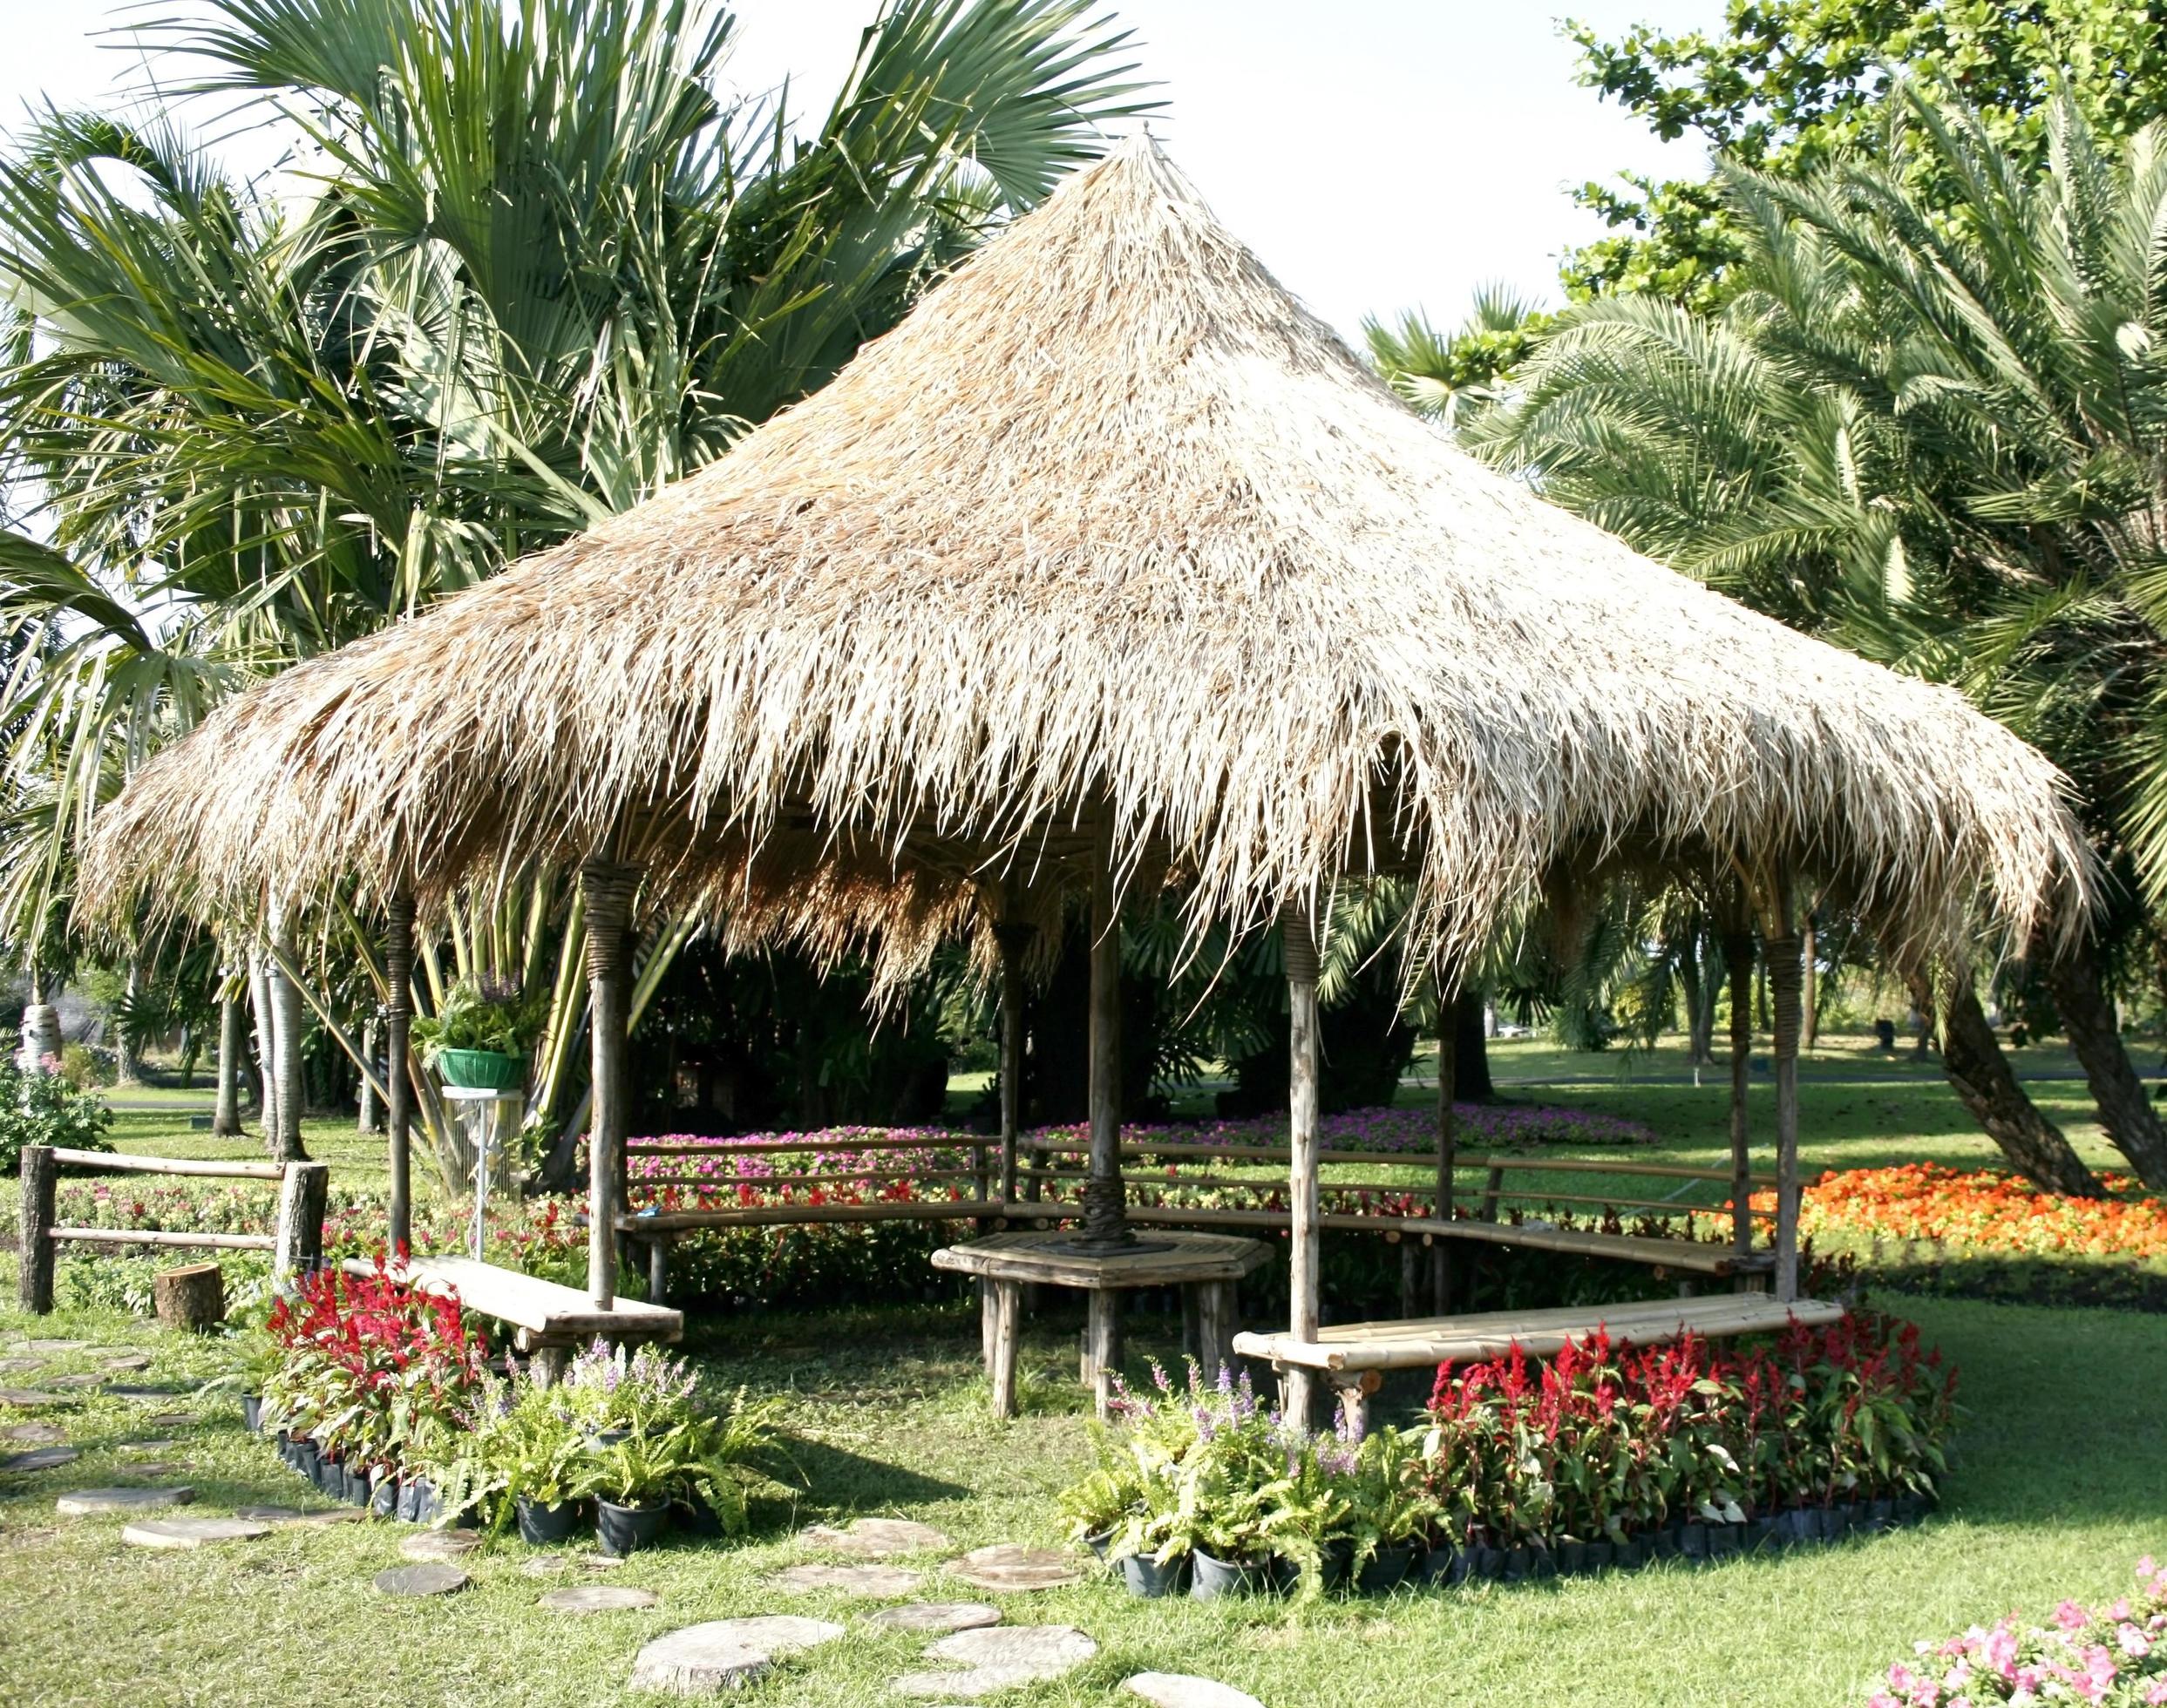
top-left (434, 1048), bottom-right (526, 1091)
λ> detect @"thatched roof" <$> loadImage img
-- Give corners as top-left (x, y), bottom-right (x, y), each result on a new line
top-left (82, 136), bottom-right (2092, 964)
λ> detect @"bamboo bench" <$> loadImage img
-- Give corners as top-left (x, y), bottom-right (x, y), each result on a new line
top-left (1232, 1293), bottom-right (1847, 1429)
top-left (349, 1254), bottom-right (683, 1381)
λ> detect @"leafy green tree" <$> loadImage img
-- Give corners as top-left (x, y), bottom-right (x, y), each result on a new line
top-left (1562, 0), bottom-right (2167, 308)
top-left (1364, 287), bottom-right (1551, 428)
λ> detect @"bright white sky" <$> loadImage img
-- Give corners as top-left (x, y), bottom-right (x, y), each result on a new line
top-left (0, 0), bottom-right (1724, 343)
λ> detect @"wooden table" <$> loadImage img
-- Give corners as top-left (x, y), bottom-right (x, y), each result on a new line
top-left (930, 1229), bottom-right (1272, 1418)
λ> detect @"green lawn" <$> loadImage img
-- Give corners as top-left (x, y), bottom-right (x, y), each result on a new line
top-left (3, 1044), bottom-right (2158, 1705)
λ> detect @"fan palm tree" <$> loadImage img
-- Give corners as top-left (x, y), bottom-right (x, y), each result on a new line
top-left (0, 0), bottom-right (1158, 1155)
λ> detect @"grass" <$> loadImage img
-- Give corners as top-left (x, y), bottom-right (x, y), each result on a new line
top-left (0, 1291), bottom-right (2162, 1707)
top-left (3, 1039), bottom-right (2160, 1705)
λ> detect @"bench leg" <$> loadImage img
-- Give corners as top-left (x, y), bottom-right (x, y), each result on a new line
top-left (1083, 1290), bottom-right (1122, 1419)
top-left (528, 1345), bottom-right (571, 1388)
top-left (1181, 1285), bottom-right (1202, 1366)
top-left (1193, 1280), bottom-right (1239, 1382)
top-left (988, 1280), bottom-right (1022, 1420)
top-left (1398, 1238), bottom-right (1418, 1318)
top-left (1282, 1366), bottom-right (1317, 1433)
top-left (648, 1237), bottom-right (668, 1305)
top-left (1328, 1372), bottom-right (1378, 1439)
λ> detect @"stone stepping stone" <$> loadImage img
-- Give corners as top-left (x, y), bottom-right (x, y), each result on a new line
top-left (803, 1516), bottom-right (952, 1558)
top-left (105, 1384), bottom-right (186, 1399)
top-left (2, 1422), bottom-right (67, 1445)
top-left (23, 1339), bottom-right (86, 1352)
top-left (0, 1390), bottom-right (75, 1409)
top-left (522, 1554), bottom-right (574, 1577)
top-left (56, 1486), bottom-right (194, 1515)
top-left (1, 1447), bottom-right (78, 1472)
top-left (893, 1624), bottom-right (1097, 1699)
top-left (44, 1374), bottom-right (105, 1390)
top-left (864, 1603), bottom-right (1002, 1634)
top-left (235, 1505), bottom-right (363, 1528)
top-left (101, 1354), bottom-right (153, 1372)
top-left (1125, 1675), bottom-right (1266, 1708)
top-left (0, 1357), bottom-right (43, 1374)
top-left (122, 1516), bottom-right (274, 1550)
top-left (401, 1528), bottom-right (481, 1562)
top-left (375, 1564), bottom-right (468, 1598)
top-left (540, 1584), bottom-right (659, 1614)
top-left (628, 1616), bottom-right (844, 1696)
top-left (944, 1543), bottom-right (1084, 1592)
top-left (119, 1440), bottom-right (180, 1455)
top-left (123, 1461), bottom-right (185, 1478)
top-left (145, 1413), bottom-right (194, 1429)
top-left (773, 1562), bottom-right (922, 1597)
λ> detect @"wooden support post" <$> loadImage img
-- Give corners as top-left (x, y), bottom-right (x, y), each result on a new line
top-left (1080, 819), bottom-right (1129, 1249)
top-left (1181, 1284), bottom-right (1202, 1364)
top-left (1766, 885), bottom-right (1804, 1304)
top-left (274, 1161), bottom-right (329, 1284)
top-left (18, 1143), bottom-right (54, 1313)
top-left (1433, 972), bottom-right (1457, 1312)
top-left (1399, 1237), bottom-right (1419, 1318)
top-left (1328, 1370), bottom-right (1381, 1440)
top-left (995, 918), bottom-right (1032, 1208)
top-left (581, 859), bottom-right (639, 1309)
top-left (1480, 1164), bottom-right (1505, 1222)
top-left (385, 893), bottom-right (416, 1255)
top-left (529, 1345), bottom-right (571, 1387)
top-left (1282, 900), bottom-right (1321, 1431)
top-left (648, 1237), bottom-right (669, 1305)
top-left (987, 1279), bottom-right (1022, 1420)
top-left (1194, 1279), bottom-right (1240, 1380)
top-left (1723, 904), bottom-right (1756, 1284)
top-left (266, 902), bottom-right (309, 1163)
top-left (1083, 1290), bottom-right (1123, 1417)
top-left (153, 1262), bottom-right (226, 1332)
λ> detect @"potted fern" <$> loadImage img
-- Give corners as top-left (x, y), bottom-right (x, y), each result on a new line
top-left (411, 976), bottom-right (545, 1092)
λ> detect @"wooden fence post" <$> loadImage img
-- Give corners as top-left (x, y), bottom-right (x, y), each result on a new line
top-left (18, 1144), bottom-right (55, 1312)
top-left (274, 1161), bottom-right (329, 1284)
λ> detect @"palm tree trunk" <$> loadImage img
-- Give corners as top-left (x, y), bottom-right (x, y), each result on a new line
top-left (1903, 964), bottom-right (2100, 1196)
top-left (248, 946), bottom-right (280, 1153)
top-left (266, 912), bottom-right (311, 1164)
top-left (116, 945), bottom-right (146, 1085)
top-left (357, 1017), bottom-right (379, 1134)
top-left (2043, 940), bottom-right (2167, 1190)
top-left (212, 978), bottom-right (245, 1135)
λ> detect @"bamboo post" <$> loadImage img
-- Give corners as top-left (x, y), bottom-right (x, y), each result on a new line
top-left (18, 1143), bottom-right (54, 1312)
top-left (582, 859), bottom-right (640, 1308)
top-left (1433, 972), bottom-right (1457, 1312)
top-left (385, 893), bottom-right (416, 1255)
top-left (1079, 819), bottom-right (1129, 1250)
top-left (1282, 900), bottom-right (1322, 1430)
top-left (995, 919), bottom-right (1033, 1206)
top-left (267, 902), bottom-right (309, 1163)
top-left (213, 966), bottom-right (245, 1136)
top-left (1765, 874), bottom-right (1804, 1303)
top-left (987, 1279), bottom-right (1022, 1420)
top-left (273, 1160), bottom-right (329, 1284)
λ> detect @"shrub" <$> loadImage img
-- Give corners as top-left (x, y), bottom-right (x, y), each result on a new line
top-left (1868, 1558), bottom-right (2167, 1705)
top-left (0, 1055), bottom-right (113, 1172)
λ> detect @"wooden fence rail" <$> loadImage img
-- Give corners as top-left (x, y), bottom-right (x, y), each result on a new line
top-left (17, 1145), bottom-right (328, 1314)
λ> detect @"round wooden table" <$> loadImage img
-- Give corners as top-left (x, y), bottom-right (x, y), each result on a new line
top-left (930, 1229), bottom-right (1272, 1418)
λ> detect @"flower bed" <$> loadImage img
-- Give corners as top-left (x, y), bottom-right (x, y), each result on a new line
top-left (1869, 1558), bottom-right (2167, 1705)
top-left (1770, 1164), bottom-right (2167, 1312)
top-left (1059, 1311), bottom-right (1954, 1601)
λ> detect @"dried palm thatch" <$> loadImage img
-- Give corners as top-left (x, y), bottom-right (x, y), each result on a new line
top-left (81, 136), bottom-right (2092, 966)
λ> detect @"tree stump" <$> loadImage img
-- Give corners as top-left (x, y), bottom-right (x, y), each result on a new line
top-left (153, 1263), bottom-right (225, 1332)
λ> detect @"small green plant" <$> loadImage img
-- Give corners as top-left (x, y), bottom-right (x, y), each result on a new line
top-left (409, 976), bottom-right (547, 1065)
top-left (0, 1054), bottom-right (113, 1171)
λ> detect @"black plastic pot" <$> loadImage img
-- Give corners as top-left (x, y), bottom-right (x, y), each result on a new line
top-left (242, 1394), bottom-right (262, 1434)
top-left (343, 1464), bottom-right (372, 1508)
top-left (291, 1438), bottom-right (317, 1481)
top-left (1747, 1515), bottom-right (1780, 1553)
top-left (1525, 1540), bottom-right (1558, 1581)
top-left (1866, 1498), bottom-right (1896, 1532)
top-left (1582, 1541), bottom-right (1614, 1574)
top-left (1419, 1544), bottom-right (1461, 1585)
top-left (397, 1478), bottom-right (430, 1526)
top-left (1831, 1502), bottom-right (1860, 1539)
top-left (1118, 1551), bottom-right (1188, 1599)
top-left (371, 1474), bottom-right (400, 1521)
top-left (1707, 1523), bottom-right (1742, 1559)
top-left (1469, 1544), bottom-right (1505, 1582)
top-left (1556, 1539), bottom-right (1587, 1576)
top-left (1189, 1549), bottom-right (1274, 1602)
top-left (1615, 1535), bottom-right (1648, 1571)
top-left (1318, 1539), bottom-right (1355, 1594)
top-left (672, 1492), bottom-right (727, 1540)
top-left (1357, 1544), bottom-right (1415, 1594)
top-left (596, 1498), bottom-right (669, 1557)
top-left (516, 1496), bottom-right (582, 1546)
top-left (313, 1452), bottom-right (343, 1497)
top-left (1084, 1528), bottom-right (1113, 1562)
top-left (1679, 1522), bottom-right (1709, 1561)
top-left (588, 1428), bottom-right (631, 1450)
top-left (1893, 1494), bottom-right (1926, 1526)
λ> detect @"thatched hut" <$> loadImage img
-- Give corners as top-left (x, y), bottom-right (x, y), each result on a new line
top-left (85, 138), bottom-right (2090, 1411)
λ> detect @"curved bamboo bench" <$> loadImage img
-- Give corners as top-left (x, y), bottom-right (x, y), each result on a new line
top-left (1232, 1293), bottom-right (1848, 1429)
top-left (345, 1254), bottom-right (682, 1382)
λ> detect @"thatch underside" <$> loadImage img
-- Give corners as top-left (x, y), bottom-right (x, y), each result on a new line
top-left (82, 138), bottom-right (2093, 966)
